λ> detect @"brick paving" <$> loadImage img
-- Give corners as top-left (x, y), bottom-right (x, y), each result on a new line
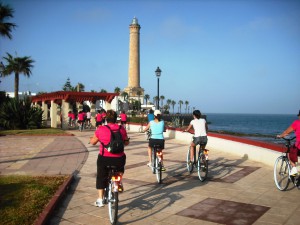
top-left (1, 130), bottom-right (300, 225)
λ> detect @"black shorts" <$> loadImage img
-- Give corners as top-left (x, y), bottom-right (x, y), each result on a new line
top-left (193, 136), bottom-right (208, 146)
top-left (96, 154), bottom-right (126, 189)
top-left (96, 121), bottom-right (102, 126)
top-left (121, 121), bottom-right (127, 125)
top-left (149, 139), bottom-right (165, 149)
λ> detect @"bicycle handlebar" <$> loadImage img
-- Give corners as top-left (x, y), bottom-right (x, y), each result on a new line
top-left (276, 136), bottom-right (296, 141)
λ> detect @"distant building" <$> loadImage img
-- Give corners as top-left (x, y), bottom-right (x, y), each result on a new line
top-left (5, 91), bottom-right (36, 99)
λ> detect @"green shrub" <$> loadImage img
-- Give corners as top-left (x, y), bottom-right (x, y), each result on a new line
top-left (0, 97), bottom-right (43, 129)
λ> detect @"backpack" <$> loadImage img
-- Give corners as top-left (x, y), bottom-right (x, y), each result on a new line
top-left (103, 125), bottom-right (124, 154)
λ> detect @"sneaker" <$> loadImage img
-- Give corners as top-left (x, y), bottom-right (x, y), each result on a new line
top-left (290, 167), bottom-right (298, 176)
top-left (161, 165), bottom-right (166, 171)
top-left (147, 162), bottom-right (151, 167)
top-left (94, 199), bottom-right (104, 207)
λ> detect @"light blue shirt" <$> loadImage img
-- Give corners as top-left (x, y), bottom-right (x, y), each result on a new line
top-left (150, 120), bottom-right (164, 139)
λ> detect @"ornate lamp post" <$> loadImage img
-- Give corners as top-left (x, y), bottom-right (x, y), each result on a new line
top-left (155, 66), bottom-right (162, 110)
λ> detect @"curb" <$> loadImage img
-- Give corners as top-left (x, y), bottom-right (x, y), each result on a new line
top-left (34, 175), bottom-right (74, 225)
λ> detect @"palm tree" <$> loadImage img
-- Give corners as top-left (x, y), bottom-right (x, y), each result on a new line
top-left (160, 95), bottom-right (165, 110)
top-left (185, 101), bottom-right (189, 113)
top-left (76, 83), bottom-right (85, 92)
top-left (114, 87), bottom-right (121, 94)
top-left (144, 94), bottom-right (150, 106)
top-left (167, 99), bottom-right (171, 108)
top-left (0, 3), bottom-right (17, 39)
top-left (153, 96), bottom-right (158, 108)
top-left (171, 100), bottom-right (176, 113)
top-left (2, 53), bottom-right (34, 100)
top-left (121, 92), bottom-right (128, 101)
top-left (178, 100), bottom-right (183, 113)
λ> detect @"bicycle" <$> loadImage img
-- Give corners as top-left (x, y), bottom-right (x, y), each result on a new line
top-left (103, 165), bottom-right (123, 225)
top-left (186, 135), bottom-right (209, 182)
top-left (274, 136), bottom-right (300, 191)
top-left (150, 144), bottom-right (163, 184)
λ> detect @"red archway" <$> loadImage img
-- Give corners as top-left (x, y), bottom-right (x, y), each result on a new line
top-left (31, 91), bottom-right (118, 104)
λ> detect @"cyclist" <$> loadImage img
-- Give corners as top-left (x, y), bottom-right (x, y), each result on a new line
top-left (143, 109), bottom-right (166, 171)
top-left (147, 109), bottom-right (154, 122)
top-left (95, 110), bottom-right (103, 127)
top-left (86, 110), bottom-right (91, 127)
top-left (89, 110), bottom-right (129, 207)
top-left (119, 110), bottom-right (127, 128)
top-left (184, 110), bottom-right (208, 163)
top-left (68, 111), bottom-right (75, 127)
top-left (277, 110), bottom-right (300, 175)
top-left (77, 111), bottom-right (85, 131)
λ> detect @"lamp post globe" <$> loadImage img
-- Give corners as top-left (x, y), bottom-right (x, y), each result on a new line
top-left (155, 67), bottom-right (162, 110)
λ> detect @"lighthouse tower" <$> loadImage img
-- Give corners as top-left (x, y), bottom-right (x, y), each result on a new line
top-left (124, 17), bottom-right (144, 102)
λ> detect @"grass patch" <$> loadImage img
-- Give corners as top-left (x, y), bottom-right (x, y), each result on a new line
top-left (0, 175), bottom-right (69, 225)
top-left (0, 128), bottom-right (68, 136)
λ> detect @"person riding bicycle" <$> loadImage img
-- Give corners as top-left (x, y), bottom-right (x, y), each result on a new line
top-left (277, 110), bottom-right (300, 175)
top-left (68, 111), bottom-right (75, 127)
top-left (119, 110), bottom-right (127, 128)
top-left (184, 110), bottom-right (208, 162)
top-left (147, 109), bottom-right (155, 122)
top-left (86, 110), bottom-right (91, 127)
top-left (143, 109), bottom-right (166, 171)
top-left (89, 110), bottom-right (130, 207)
top-left (77, 111), bottom-right (85, 131)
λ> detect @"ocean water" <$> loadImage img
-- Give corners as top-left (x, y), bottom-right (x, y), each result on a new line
top-left (205, 113), bottom-right (297, 143)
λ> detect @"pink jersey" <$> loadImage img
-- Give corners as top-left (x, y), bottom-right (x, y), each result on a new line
top-left (292, 120), bottom-right (300, 148)
top-left (120, 113), bottom-right (127, 122)
top-left (96, 113), bottom-right (102, 122)
top-left (95, 123), bottom-right (127, 157)
top-left (78, 113), bottom-right (84, 121)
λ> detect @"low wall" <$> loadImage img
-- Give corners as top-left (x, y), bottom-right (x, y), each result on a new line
top-left (128, 123), bottom-right (285, 167)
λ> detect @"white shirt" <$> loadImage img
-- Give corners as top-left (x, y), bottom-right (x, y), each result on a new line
top-left (190, 118), bottom-right (207, 137)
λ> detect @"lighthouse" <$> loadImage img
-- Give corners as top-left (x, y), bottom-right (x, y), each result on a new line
top-left (124, 17), bottom-right (144, 102)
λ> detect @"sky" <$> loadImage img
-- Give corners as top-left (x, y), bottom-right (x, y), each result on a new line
top-left (1, 0), bottom-right (299, 114)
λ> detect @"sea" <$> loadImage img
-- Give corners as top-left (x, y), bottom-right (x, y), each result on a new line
top-left (205, 113), bottom-right (297, 144)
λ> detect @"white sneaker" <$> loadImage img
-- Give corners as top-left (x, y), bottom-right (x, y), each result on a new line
top-left (94, 199), bottom-right (104, 207)
top-left (147, 162), bottom-right (151, 167)
top-left (290, 167), bottom-right (298, 176)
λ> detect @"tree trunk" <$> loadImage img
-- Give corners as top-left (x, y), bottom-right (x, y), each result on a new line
top-left (14, 73), bottom-right (19, 100)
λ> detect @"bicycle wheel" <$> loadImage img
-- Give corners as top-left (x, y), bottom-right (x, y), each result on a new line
top-left (197, 152), bottom-right (208, 181)
top-left (155, 156), bottom-right (162, 184)
top-left (108, 183), bottom-right (119, 225)
top-left (151, 149), bottom-right (156, 174)
top-left (186, 147), bottom-right (194, 173)
top-left (274, 156), bottom-right (290, 191)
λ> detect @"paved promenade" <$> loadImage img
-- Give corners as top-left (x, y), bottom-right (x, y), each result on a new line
top-left (1, 130), bottom-right (300, 225)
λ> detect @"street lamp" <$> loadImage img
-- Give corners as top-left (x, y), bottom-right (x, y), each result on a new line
top-left (155, 66), bottom-right (162, 110)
